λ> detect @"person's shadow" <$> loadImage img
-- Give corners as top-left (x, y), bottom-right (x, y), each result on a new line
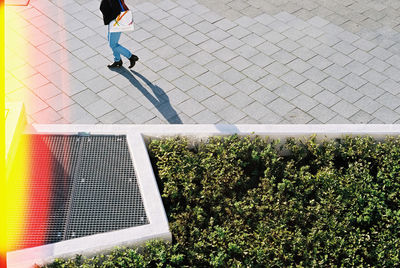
top-left (110, 67), bottom-right (182, 124)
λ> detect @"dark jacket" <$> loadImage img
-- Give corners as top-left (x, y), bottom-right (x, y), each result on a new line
top-left (100, 0), bottom-right (129, 25)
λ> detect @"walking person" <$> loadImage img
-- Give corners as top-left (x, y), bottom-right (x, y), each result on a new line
top-left (100, 0), bottom-right (139, 68)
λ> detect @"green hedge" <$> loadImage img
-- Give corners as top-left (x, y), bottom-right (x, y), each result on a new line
top-left (45, 135), bottom-right (400, 267)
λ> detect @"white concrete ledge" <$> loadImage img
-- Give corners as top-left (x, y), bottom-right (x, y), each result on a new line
top-left (31, 124), bottom-right (400, 140)
top-left (6, 102), bottom-right (26, 180)
top-left (8, 225), bottom-right (171, 268)
top-left (8, 124), bottom-right (400, 267)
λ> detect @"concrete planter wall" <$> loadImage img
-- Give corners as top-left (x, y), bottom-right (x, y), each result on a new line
top-left (8, 124), bottom-right (400, 267)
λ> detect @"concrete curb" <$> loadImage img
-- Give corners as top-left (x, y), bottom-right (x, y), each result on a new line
top-left (31, 124), bottom-right (400, 139)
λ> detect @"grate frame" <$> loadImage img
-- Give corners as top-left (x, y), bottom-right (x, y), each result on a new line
top-left (8, 126), bottom-right (172, 268)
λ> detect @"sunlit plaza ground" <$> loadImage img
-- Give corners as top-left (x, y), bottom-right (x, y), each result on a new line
top-left (5, 0), bottom-right (400, 124)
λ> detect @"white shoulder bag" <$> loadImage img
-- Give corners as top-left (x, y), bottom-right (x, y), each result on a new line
top-left (109, 10), bottom-right (134, 32)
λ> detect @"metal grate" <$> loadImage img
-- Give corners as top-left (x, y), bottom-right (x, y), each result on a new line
top-left (65, 136), bottom-right (148, 239)
top-left (8, 134), bottom-right (148, 250)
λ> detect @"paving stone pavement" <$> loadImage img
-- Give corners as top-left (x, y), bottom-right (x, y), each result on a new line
top-left (5, 0), bottom-right (400, 124)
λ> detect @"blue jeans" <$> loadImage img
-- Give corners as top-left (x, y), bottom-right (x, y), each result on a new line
top-left (108, 30), bottom-right (132, 62)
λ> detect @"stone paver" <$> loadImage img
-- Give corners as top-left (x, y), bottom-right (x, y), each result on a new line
top-left (5, 0), bottom-right (400, 124)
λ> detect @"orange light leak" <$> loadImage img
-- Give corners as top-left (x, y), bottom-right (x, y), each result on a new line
top-left (1, 0), bottom-right (7, 265)
top-left (5, 136), bottom-right (29, 253)
top-left (6, 136), bottom-right (52, 252)
top-left (4, 0), bottom-right (77, 265)
top-left (3, 0), bottom-right (54, 266)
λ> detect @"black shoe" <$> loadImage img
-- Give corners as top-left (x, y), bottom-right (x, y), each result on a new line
top-left (129, 54), bottom-right (139, 68)
top-left (108, 60), bottom-right (122, 68)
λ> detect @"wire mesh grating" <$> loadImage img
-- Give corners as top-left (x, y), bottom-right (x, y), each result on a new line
top-left (65, 135), bottom-right (148, 239)
top-left (8, 134), bottom-right (148, 250)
